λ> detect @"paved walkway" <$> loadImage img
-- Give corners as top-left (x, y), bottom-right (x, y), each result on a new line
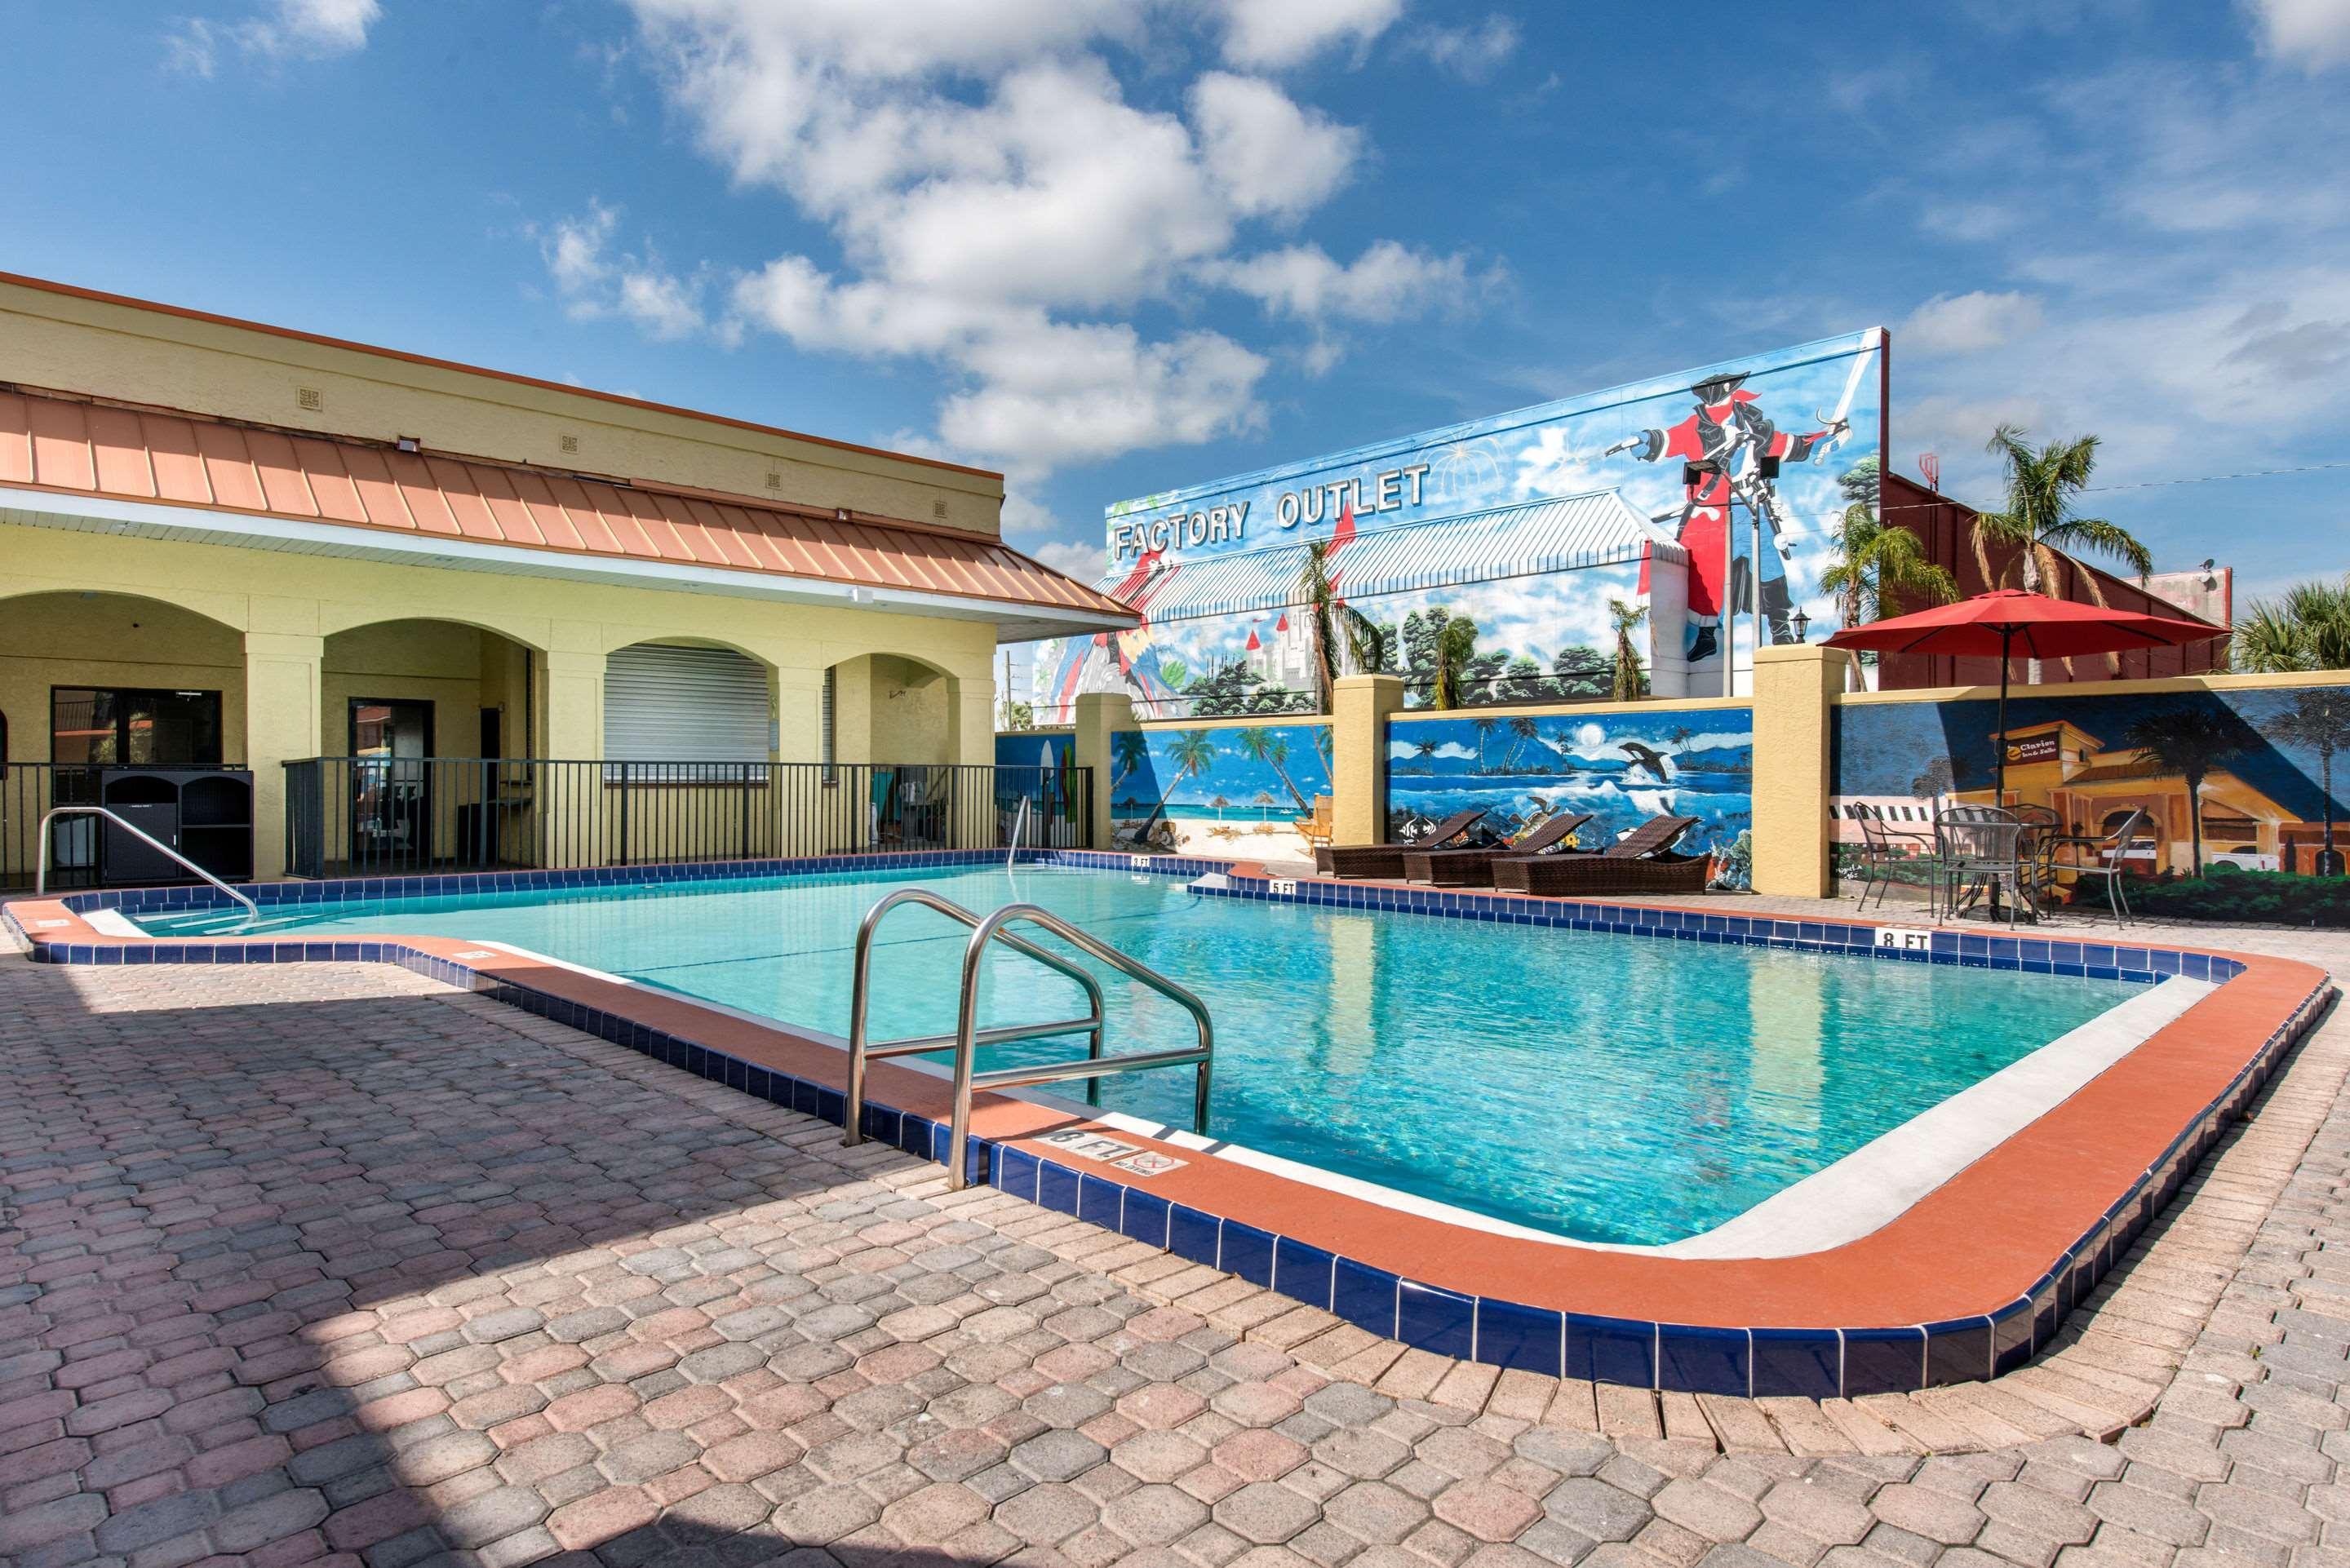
top-left (2, 922), bottom-right (2348, 1568)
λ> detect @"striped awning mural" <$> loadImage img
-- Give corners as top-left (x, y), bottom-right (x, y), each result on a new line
top-left (1109, 489), bottom-right (1685, 625)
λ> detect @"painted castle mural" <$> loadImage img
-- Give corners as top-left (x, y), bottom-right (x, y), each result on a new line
top-left (1386, 707), bottom-right (1756, 888)
top-left (1104, 722), bottom-right (1336, 862)
top-left (1023, 330), bottom-right (1886, 721)
top-left (1833, 684), bottom-right (2350, 924)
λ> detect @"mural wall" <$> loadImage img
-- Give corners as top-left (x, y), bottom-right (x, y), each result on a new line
top-left (1386, 706), bottom-right (1756, 887)
top-left (1026, 329), bottom-right (1886, 721)
top-left (1107, 722), bottom-right (1335, 861)
top-left (1833, 684), bottom-right (2350, 924)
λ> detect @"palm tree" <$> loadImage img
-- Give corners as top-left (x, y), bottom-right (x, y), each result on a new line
top-left (2263, 689), bottom-right (2350, 875)
top-left (1472, 717), bottom-right (1498, 771)
top-left (1311, 725), bottom-right (1334, 769)
top-left (1138, 730), bottom-right (1217, 838)
top-left (1910, 755), bottom-right (1955, 800)
top-left (1607, 600), bottom-right (1646, 702)
top-left (2234, 576), bottom-right (2350, 673)
top-left (1430, 616), bottom-right (1478, 710)
top-left (1297, 540), bottom-right (1390, 712)
top-left (1818, 494), bottom-right (1958, 631)
top-left (1233, 726), bottom-right (1310, 813)
top-left (2123, 706), bottom-right (2246, 877)
top-left (1974, 424), bottom-right (2152, 595)
top-left (1411, 737), bottom-right (1439, 773)
top-left (1502, 715), bottom-right (1540, 772)
top-left (1111, 730), bottom-right (1150, 791)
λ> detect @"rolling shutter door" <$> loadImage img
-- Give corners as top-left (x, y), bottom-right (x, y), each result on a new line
top-left (603, 644), bottom-right (770, 762)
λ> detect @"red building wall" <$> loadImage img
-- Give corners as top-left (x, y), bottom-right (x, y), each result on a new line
top-left (1873, 472), bottom-right (2230, 689)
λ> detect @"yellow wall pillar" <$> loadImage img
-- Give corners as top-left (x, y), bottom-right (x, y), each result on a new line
top-left (1749, 643), bottom-right (1854, 897)
top-left (243, 631), bottom-right (324, 880)
top-left (536, 648), bottom-right (606, 867)
top-left (1071, 692), bottom-right (1139, 850)
top-left (1332, 675), bottom-right (1404, 846)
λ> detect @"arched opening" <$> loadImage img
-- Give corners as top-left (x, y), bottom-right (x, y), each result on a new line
top-left (822, 652), bottom-right (957, 768)
top-left (0, 591), bottom-right (251, 889)
top-left (313, 618), bottom-right (544, 875)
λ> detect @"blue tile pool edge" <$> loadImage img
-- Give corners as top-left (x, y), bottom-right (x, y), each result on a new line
top-left (6, 851), bottom-right (2326, 1397)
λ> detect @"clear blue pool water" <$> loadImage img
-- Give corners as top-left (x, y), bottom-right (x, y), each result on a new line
top-left (134, 865), bottom-right (2139, 1246)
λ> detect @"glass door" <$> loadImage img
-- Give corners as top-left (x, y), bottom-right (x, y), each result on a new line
top-left (349, 700), bottom-right (433, 870)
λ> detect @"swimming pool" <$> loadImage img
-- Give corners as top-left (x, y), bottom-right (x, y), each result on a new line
top-left (128, 859), bottom-right (2142, 1247)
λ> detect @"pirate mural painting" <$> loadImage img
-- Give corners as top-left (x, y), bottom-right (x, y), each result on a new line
top-left (1618, 373), bottom-right (1850, 665)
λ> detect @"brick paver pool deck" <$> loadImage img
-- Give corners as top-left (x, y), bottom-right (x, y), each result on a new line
top-left (3, 913), bottom-right (2348, 1568)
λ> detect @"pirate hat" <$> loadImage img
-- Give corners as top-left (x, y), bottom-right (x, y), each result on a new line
top-left (1689, 373), bottom-right (1747, 402)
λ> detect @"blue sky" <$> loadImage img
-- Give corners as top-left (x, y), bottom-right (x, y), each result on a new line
top-left (5, 0), bottom-right (2347, 603)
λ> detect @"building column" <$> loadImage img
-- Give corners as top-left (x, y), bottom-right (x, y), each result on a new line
top-left (244, 631), bottom-right (324, 881)
top-left (1749, 642), bottom-right (1855, 897)
top-left (1332, 675), bottom-right (1404, 847)
top-left (1071, 692), bottom-right (1139, 850)
top-left (536, 649), bottom-right (605, 868)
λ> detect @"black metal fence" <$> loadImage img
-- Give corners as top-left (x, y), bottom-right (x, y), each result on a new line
top-left (1, 763), bottom-right (259, 893)
top-left (281, 759), bottom-right (1093, 880)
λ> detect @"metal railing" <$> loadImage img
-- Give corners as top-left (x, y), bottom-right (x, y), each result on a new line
top-left (281, 759), bottom-right (1093, 879)
top-left (2, 764), bottom-right (255, 892)
top-left (37, 806), bottom-right (259, 930)
top-left (843, 888), bottom-right (1214, 1190)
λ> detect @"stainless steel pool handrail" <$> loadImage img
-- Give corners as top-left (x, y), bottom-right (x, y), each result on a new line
top-left (36, 806), bottom-right (261, 932)
top-left (1008, 795), bottom-right (1031, 870)
top-left (843, 888), bottom-right (1214, 1190)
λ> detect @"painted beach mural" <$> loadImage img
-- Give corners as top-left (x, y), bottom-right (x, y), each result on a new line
top-left (1022, 329), bottom-right (1887, 720)
top-left (1386, 707), bottom-right (1756, 887)
top-left (1108, 722), bottom-right (1335, 862)
top-left (1833, 684), bottom-right (2350, 924)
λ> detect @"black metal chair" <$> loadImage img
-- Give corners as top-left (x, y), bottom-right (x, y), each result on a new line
top-left (2046, 808), bottom-right (2152, 928)
top-left (1851, 804), bottom-right (1933, 913)
top-left (1935, 805), bottom-right (2037, 926)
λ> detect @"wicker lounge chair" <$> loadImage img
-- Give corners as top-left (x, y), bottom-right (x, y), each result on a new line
top-left (1314, 808), bottom-right (1488, 880)
top-left (1400, 813), bottom-right (1591, 888)
top-left (1490, 814), bottom-right (1709, 897)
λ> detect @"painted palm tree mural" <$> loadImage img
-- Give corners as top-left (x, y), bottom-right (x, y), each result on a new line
top-left (1386, 707), bottom-right (1754, 884)
top-left (1110, 721), bottom-right (1335, 858)
top-left (1830, 684), bottom-right (2350, 923)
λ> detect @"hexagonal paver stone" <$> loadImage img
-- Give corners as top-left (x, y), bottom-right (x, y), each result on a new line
top-left (1433, 1480), bottom-right (1545, 1543)
top-left (882, 1481), bottom-right (993, 1540)
top-left (1115, 1429), bottom-right (1211, 1485)
top-left (1121, 1384), bottom-right (1209, 1431)
top-left (1013, 1428), bottom-right (1111, 1483)
top-left (1513, 1428), bottom-right (1615, 1479)
top-left (1213, 1382), bottom-right (1306, 1427)
top-left (1306, 1384), bottom-right (1396, 1428)
top-left (1649, 1480), bottom-right (1764, 1545)
top-left (1758, 1480), bottom-right (1876, 1547)
top-left (779, 1482), bottom-right (884, 1544)
top-left (1325, 1481), bottom-right (1434, 1545)
top-left (1214, 1481), bottom-right (1324, 1545)
top-left (997, 1482), bottom-right (1100, 1546)
top-left (1869, 1483), bottom-right (1987, 1545)
top-left (1545, 1477), bottom-right (1653, 1544)
top-left (1106, 1482), bottom-right (1214, 1545)
top-left (1028, 1383), bottom-right (1115, 1428)
top-left (1421, 1428), bottom-right (1512, 1481)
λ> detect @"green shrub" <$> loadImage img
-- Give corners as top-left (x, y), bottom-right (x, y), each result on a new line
top-left (2122, 862), bottom-right (2350, 927)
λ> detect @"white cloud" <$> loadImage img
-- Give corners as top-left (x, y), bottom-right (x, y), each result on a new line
top-left (538, 201), bottom-right (708, 340)
top-left (1190, 73), bottom-right (1361, 221)
top-left (1205, 241), bottom-right (1481, 323)
top-left (168, 0), bottom-right (379, 74)
top-left (2242, 0), bottom-right (2350, 69)
top-left (1399, 15), bottom-right (1519, 81)
top-left (570, 0), bottom-right (1468, 489)
top-left (1901, 290), bottom-right (2046, 355)
top-left (1031, 538), bottom-right (1106, 578)
top-left (1213, 0), bottom-right (1403, 68)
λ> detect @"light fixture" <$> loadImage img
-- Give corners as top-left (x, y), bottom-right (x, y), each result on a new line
top-left (395, 436), bottom-right (422, 454)
top-left (1790, 608), bottom-right (1811, 642)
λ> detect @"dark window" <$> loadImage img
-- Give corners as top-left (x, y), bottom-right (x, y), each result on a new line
top-left (51, 689), bottom-right (224, 767)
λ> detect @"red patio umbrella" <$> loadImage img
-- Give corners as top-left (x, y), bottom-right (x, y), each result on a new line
top-left (1824, 589), bottom-right (2226, 799)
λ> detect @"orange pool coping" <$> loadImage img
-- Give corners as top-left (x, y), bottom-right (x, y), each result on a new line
top-left (7, 853), bottom-right (2330, 1397)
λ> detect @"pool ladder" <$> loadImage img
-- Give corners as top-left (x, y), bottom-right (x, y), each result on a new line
top-left (842, 888), bottom-right (1213, 1190)
top-left (37, 805), bottom-right (260, 932)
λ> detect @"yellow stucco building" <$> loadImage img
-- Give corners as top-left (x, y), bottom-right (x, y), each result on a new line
top-left (0, 272), bottom-right (1132, 882)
